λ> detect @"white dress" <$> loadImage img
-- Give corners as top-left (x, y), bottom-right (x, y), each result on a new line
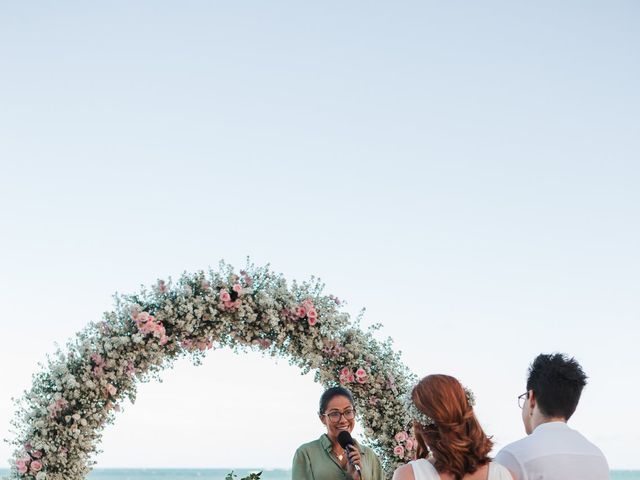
top-left (409, 458), bottom-right (512, 480)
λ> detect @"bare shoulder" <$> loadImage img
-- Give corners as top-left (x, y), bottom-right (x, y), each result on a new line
top-left (392, 463), bottom-right (415, 480)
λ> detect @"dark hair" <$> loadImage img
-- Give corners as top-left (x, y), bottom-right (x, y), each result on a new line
top-left (526, 353), bottom-right (587, 420)
top-left (318, 386), bottom-right (355, 414)
top-left (412, 375), bottom-right (492, 480)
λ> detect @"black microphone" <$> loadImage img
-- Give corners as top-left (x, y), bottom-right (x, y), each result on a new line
top-left (337, 431), bottom-right (361, 475)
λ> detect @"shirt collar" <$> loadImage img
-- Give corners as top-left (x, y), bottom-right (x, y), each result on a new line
top-left (320, 433), bottom-right (362, 452)
top-left (532, 421), bottom-right (569, 434)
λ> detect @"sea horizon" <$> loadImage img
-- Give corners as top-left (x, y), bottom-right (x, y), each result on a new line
top-left (1, 468), bottom-right (640, 479)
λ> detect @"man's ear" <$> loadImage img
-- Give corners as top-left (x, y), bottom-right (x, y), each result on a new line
top-left (528, 390), bottom-right (536, 410)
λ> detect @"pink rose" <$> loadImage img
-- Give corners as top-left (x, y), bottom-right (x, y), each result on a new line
top-left (30, 460), bottom-right (42, 472)
top-left (395, 431), bottom-right (408, 443)
top-left (393, 445), bottom-right (405, 457)
top-left (347, 373), bottom-right (355, 383)
top-left (340, 367), bottom-right (350, 376)
top-left (307, 308), bottom-right (317, 319)
top-left (296, 306), bottom-right (306, 318)
top-left (159, 335), bottom-right (169, 345)
top-left (308, 316), bottom-right (317, 326)
top-left (219, 290), bottom-right (231, 302)
top-left (405, 438), bottom-right (415, 450)
top-left (355, 368), bottom-right (366, 378)
top-left (223, 300), bottom-right (234, 309)
top-left (17, 462), bottom-right (28, 474)
top-left (31, 450), bottom-right (43, 459)
top-left (339, 374), bottom-right (350, 384)
top-left (232, 284), bottom-right (242, 293)
top-left (356, 375), bottom-right (367, 384)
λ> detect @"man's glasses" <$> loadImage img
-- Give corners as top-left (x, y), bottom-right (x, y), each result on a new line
top-left (323, 409), bottom-right (356, 423)
top-left (518, 392), bottom-right (529, 409)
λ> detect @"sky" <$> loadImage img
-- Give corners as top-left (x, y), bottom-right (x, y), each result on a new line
top-left (1, 0), bottom-right (639, 471)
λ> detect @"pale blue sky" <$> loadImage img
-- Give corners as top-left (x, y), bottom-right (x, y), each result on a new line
top-left (1, 0), bottom-right (639, 470)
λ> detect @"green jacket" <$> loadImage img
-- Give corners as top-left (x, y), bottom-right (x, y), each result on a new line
top-left (292, 434), bottom-right (384, 480)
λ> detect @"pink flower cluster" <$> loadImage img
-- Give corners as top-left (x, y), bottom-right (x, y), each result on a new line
top-left (133, 311), bottom-right (168, 345)
top-left (91, 353), bottom-right (105, 378)
top-left (48, 397), bottom-right (68, 419)
top-left (125, 360), bottom-right (135, 377)
top-left (252, 338), bottom-right (272, 349)
top-left (296, 299), bottom-right (318, 325)
top-left (16, 443), bottom-right (43, 476)
top-left (105, 384), bottom-right (117, 397)
top-left (219, 284), bottom-right (243, 310)
top-left (156, 279), bottom-right (169, 294)
top-left (181, 338), bottom-right (213, 352)
top-left (393, 430), bottom-right (416, 459)
top-left (339, 367), bottom-right (368, 384)
top-left (322, 340), bottom-right (346, 359)
top-left (239, 270), bottom-right (254, 287)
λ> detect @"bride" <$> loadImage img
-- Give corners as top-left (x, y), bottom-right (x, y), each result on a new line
top-left (393, 374), bottom-right (512, 480)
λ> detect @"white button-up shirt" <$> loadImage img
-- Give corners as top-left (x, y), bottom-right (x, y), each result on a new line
top-left (495, 421), bottom-right (609, 480)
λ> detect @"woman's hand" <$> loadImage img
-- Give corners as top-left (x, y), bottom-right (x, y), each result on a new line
top-left (346, 445), bottom-right (363, 479)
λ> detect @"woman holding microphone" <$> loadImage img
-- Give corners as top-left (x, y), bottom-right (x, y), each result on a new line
top-left (292, 386), bottom-right (384, 480)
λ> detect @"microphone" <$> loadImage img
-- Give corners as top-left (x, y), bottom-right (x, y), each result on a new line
top-left (337, 431), bottom-right (361, 475)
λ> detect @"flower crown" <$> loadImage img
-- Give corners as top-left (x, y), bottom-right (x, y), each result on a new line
top-left (405, 387), bottom-right (476, 428)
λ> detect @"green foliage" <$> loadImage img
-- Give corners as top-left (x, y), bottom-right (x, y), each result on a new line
top-left (225, 471), bottom-right (262, 480)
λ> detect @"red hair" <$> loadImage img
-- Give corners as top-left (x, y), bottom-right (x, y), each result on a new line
top-left (412, 375), bottom-right (493, 480)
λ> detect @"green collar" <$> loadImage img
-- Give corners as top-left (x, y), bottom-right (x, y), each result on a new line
top-left (320, 433), bottom-right (362, 453)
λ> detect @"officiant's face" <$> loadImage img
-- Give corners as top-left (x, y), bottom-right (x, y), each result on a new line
top-left (320, 395), bottom-right (355, 439)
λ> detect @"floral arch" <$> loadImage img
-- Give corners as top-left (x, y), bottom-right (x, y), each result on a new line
top-left (8, 263), bottom-right (416, 479)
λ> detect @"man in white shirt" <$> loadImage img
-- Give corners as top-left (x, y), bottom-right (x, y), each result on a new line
top-left (495, 353), bottom-right (609, 480)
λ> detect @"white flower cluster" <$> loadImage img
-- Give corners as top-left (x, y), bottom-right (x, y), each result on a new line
top-left (7, 262), bottom-right (416, 479)
top-left (404, 387), bottom-right (476, 428)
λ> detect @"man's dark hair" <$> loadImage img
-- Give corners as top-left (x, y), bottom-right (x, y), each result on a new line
top-left (526, 353), bottom-right (588, 420)
top-left (318, 386), bottom-right (355, 415)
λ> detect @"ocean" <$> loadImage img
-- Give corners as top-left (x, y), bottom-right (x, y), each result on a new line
top-left (0, 469), bottom-right (638, 479)
top-left (0, 469), bottom-right (287, 480)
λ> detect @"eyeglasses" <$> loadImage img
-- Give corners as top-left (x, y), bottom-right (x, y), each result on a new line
top-left (518, 392), bottom-right (529, 409)
top-left (323, 409), bottom-right (356, 423)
